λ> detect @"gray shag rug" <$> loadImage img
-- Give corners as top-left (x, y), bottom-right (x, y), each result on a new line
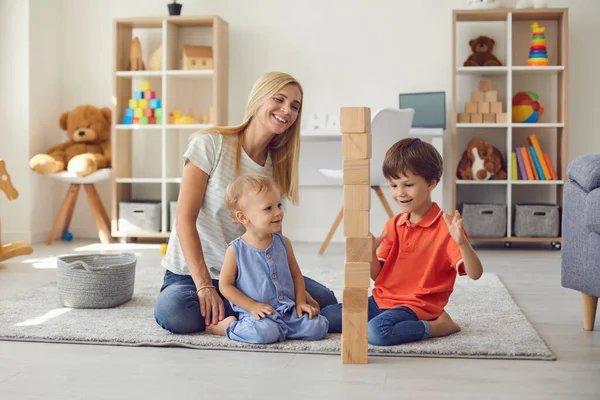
top-left (0, 260), bottom-right (556, 361)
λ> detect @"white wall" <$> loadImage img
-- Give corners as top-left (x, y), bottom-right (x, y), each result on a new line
top-left (29, 0), bottom-right (62, 243)
top-left (0, 0), bottom-right (31, 242)
top-left (5, 0), bottom-right (600, 244)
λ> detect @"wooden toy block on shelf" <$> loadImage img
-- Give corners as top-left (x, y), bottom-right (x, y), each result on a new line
top-left (496, 113), bottom-right (508, 123)
top-left (340, 106), bottom-right (371, 365)
top-left (0, 159), bottom-right (33, 262)
top-left (459, 80), bottom-right (505, 124)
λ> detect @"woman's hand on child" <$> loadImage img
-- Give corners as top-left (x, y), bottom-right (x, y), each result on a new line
top-left (296, 302), bottom-right (319, 319)
top-left (443, 210), bottom-right (467, 246)
top-left (249, 302), bottom-right (275, 320)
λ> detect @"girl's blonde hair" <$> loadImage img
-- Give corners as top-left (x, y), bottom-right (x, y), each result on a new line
top-left (225, 173), bottom-right (279, 223)
top-left (196, 71), bottom-right (303, 205)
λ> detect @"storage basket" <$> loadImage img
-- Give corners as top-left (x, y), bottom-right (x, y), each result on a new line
top-left (461, 203), bottom-right (507, 237)
top-left (513, 203), bottom-right (560, 237)
top-left (118, 201), bottom-right (161, 232)
top-left (57, 253), bottom-right (137, 308)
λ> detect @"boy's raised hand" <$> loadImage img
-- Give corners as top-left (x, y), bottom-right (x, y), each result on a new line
top-left (371, 230), bottom-right (388, 253)
top-left (443, 210), bottom-right (467, 246)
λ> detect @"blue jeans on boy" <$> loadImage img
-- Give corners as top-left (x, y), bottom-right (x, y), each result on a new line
top-left (154, 270), bottom-right (338, 334)
top-left (320, 296), bottom-right (432, 346)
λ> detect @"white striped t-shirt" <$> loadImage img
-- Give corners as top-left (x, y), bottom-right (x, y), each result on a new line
top-left (161, 132), bottom-right (274, 278)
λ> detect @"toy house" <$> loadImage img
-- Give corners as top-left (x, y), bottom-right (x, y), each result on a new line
top-left (181, 45), bottom-right (213, 70)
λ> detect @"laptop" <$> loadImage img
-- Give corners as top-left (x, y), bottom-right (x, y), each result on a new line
top-left (399, 91), bottom-right (446, 129)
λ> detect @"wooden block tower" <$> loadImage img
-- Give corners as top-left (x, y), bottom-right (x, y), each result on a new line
top-left (340, 106), bottom-right (371, 364)
top-left (457, 79), bottom-right (508, 124)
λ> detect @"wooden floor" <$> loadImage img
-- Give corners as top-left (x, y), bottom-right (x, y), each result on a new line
top-left (0, 240), bottom-right (598, 399)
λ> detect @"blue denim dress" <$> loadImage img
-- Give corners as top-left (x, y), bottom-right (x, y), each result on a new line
top-left (225, 232), bottom-right (329, 344)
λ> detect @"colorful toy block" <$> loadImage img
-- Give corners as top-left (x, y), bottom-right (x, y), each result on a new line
top-left (128, 99), bottom-right (137, 109)
top-left (139, 81), bottom-right (151, 91)
top-left (138, 99), bottom-right (149, 109)
top-left (134, 91), bottom-right (144, 100)
top-left (149, 117), bottom-right (156, 124)
top-left (123, 116), bottom-right (132, 124)
top-left (139, 116), bottom-right (149, 124)
top-left (154, 108), bottom-right (162, 118)
top-left (144, 91), bottom-right (156, 99)
top-left (132, 117), bottom-right (139, 124)
top-left (134, 108), bottom-right (143, 118)
top-left (125, 108), bottom-right (134, 117)
top-left (144, 108), bottom-right (153, 117)
top-left (149, 99), bottom-right (161, 109)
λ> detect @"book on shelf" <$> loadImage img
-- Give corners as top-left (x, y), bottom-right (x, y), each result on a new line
top-left (513, 134), bottom-right (559, 181)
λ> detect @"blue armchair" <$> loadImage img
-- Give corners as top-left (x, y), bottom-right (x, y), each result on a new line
top-left (561, 153), bottom-right (600, 331)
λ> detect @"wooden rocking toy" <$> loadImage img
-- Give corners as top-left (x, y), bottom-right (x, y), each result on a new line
top-left (0, 159), bottom-right (33, 262)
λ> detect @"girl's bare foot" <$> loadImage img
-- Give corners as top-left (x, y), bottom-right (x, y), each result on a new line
top-left (205, 316), bottom-right (237, 336)
top-left (429, 311), bottom-right (461, 338)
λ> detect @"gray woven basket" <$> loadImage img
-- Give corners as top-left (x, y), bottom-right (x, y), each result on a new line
top-left (57, 253), bottom-right (137, 309)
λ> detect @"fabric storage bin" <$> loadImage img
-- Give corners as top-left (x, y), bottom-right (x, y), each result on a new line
top-left (461, 203), bottom-right (507, 237)
top-left (57, 253), bottom-right (137, 308)
top-left (513, 203), bottom-right (560, 237)
top-left (118, 201), bottom-right (161, 232)
top-left (169, 201), bottom-right (178, 229)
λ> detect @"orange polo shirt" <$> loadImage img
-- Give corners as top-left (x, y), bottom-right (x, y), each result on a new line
top-left (373, 202), bottom-right (467, 321)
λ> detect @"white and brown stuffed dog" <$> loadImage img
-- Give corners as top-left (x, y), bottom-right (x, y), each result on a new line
top-left (456, 138), bottom-right (507, 180)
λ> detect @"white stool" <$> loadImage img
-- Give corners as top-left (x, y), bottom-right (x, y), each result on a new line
top-left (45, 169), bottom-right (112, 245)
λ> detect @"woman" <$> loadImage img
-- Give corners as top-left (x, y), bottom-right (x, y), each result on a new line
top-left (154, 71), bottom-right (338, 334)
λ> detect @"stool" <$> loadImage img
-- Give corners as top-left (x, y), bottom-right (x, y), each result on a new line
top-left (46, 169), bottom-right (112, 245)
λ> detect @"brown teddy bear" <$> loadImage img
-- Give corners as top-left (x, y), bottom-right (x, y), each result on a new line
top-left (29, 105), bottom-right (112, 177)
top-left (456, 138), bottom-right (506, 180)
top-left (463, 35), bottom-right (502, 67)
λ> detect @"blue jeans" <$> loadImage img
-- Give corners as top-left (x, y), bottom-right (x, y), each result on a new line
top-left (154, 270), bottom-right (338, 334)
top-left (320, 296), bottom-right (431, 346)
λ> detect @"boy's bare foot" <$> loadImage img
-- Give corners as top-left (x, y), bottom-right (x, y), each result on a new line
top-left (205, 316), bottom-right (237, 336)
top-left (429, 311), bottom-right (461, 338)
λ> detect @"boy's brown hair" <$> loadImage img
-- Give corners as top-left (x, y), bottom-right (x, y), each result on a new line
top-left (382, 138), bottom-right (443, 184)
top-left (225, 173), bottom-right (279, 222)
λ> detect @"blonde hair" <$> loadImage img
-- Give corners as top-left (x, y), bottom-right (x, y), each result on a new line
top-left (196, 71), bottom-right (303, 205)
top-left (225, 173), bottom-right (279, 223)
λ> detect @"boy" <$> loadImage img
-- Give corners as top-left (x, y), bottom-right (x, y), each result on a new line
top-left (321, 138), bottom-right (483, 346)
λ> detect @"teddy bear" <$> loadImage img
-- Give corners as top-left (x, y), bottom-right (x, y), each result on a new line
top-left (456, 138), bottom-right (507, 180)
top-left (29, 105), bottom-right (112, 177)
top-left (463, 35), bottom-right (502, 67)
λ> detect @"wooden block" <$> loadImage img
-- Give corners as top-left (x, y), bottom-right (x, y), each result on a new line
top-left (496, 112), bottom-right (508, 123)
top-left (342, 287), bottom-right (369, 314)
top-left (342, 133), bottom-right (371, 160)
top-left (471, 91), bottom-right (483, 103)
top-left (470, 113), bottom-right (483, 123)
top-left (343, 159), bottom-right (369, 185)
top-left (477, 101), bottom-right (490, 114)
top-left (343, 210), bottom-right (369, 237)
top-left (458, 113), bottom-right (470, 123)
top-left (479, 79), bottom-right (491, 91)
top-left (342, 337), bottom-right (368, 364)
top-left (490, 101), bottom-right (503, 114)
top-left (343, 185), bottom-right (370, 211)
top-left (344, 262), bottom-right (371, 287)
top-left (465, 102), bottom-right (478, 114)
top-left (485, 90), bottom-right (498, 102)
top-left (340, 107), bottom-right (371, 133)
top-left (345, 237), bottom-right (372, 262)
top-left (483, 113), bottom-right (496, 123)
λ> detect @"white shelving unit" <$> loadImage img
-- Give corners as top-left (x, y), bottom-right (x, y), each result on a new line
top-left (111, 16), bottom-right (229, 241)
top-left (452, 8), bottom-right (568, 249)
